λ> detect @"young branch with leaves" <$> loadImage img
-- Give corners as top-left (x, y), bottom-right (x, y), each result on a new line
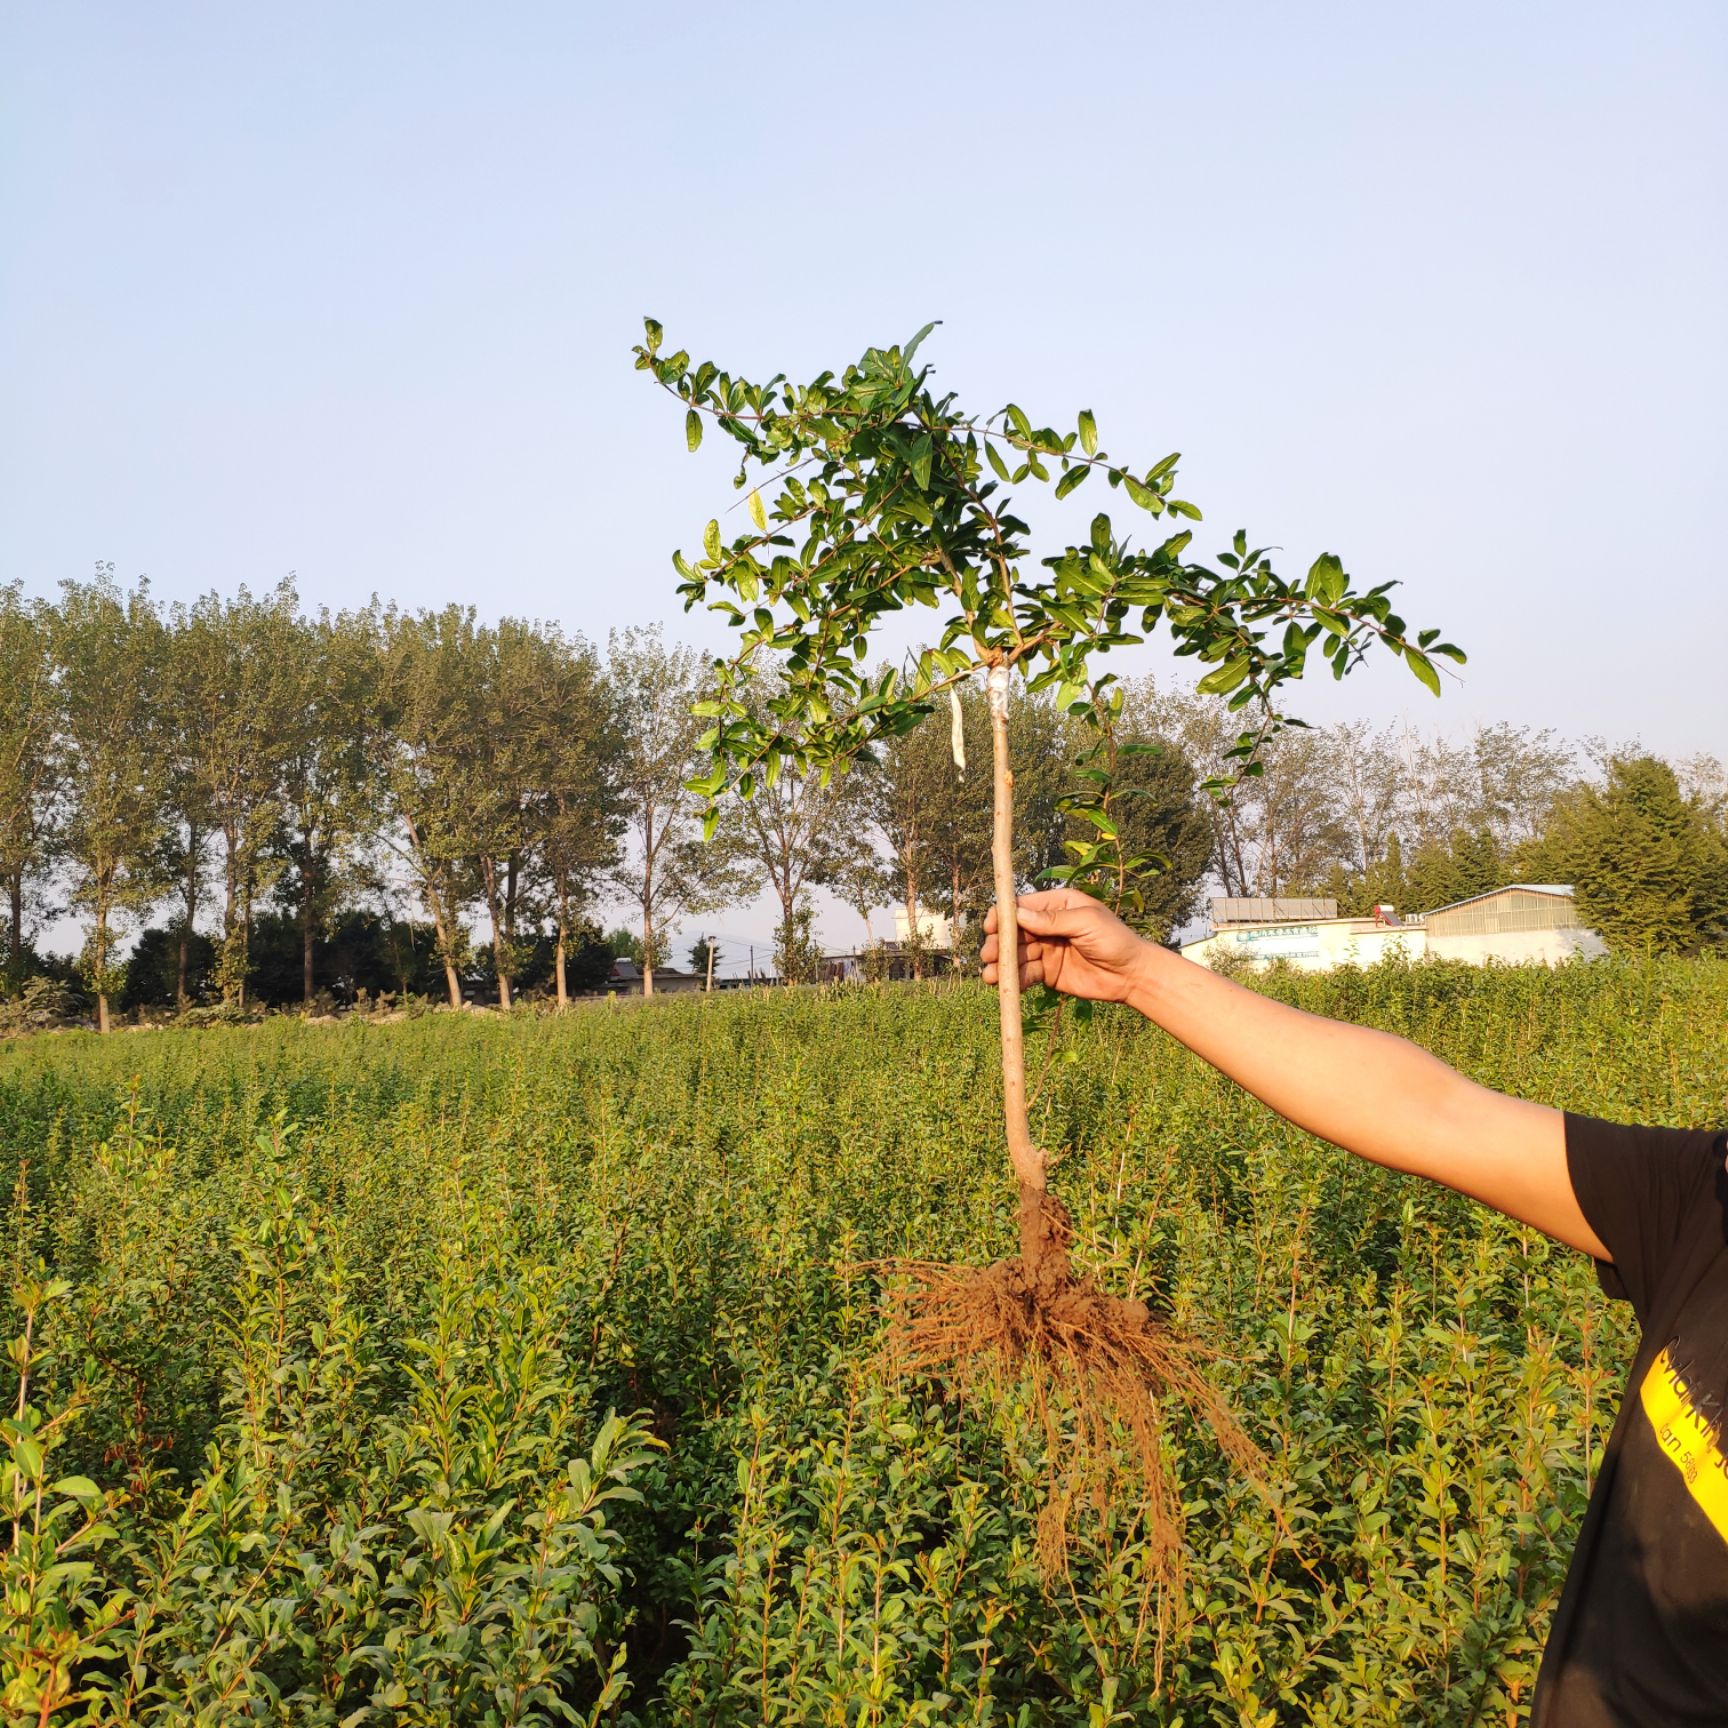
top-left (638, 316), bottom-right (1458, 1251)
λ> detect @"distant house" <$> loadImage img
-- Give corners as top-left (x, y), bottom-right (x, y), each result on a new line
top-left (1209, 896), bottom-right (1340, 926)
top-left (1180, 885), bottom-right (1604, 972)
top-left (1419, 884), bottom-right (1606, 966)
top-left (604, 958), bottom-right (706, 996)
top-left (893, 905), bottom-right (954, 950)
top-left (817, 941), bottom-right (952, 984)
top-left (1182, 896), bottom-right (1421, 973)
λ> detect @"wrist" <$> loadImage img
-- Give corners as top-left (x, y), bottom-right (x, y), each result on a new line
top-left (1121, 940), bottom-right (1175, 1017)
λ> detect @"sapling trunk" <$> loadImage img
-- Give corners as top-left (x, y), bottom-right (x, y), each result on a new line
top-left (93, 905), bottom-right (112, 1034)
top-left (479, 858), bottom-right (513, 1009)
top-left (8, 877), bottom-right (22, 992)
top-left (175, 919), bottom-right (190, 1010)
top-left (301, 861), bottom-right (316, 1005)
top-left (986, 664), bottom-right (1050, 1270)
top-left (554, 898), bottom-right (570, 1008)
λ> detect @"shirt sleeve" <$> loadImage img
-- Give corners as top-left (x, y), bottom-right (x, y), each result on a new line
top-left (1564, 1111), bottom-right (1727, 1319)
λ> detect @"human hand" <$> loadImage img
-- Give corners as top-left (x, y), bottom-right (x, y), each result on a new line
top-left (980, 889), bottom-right (1151, 1004)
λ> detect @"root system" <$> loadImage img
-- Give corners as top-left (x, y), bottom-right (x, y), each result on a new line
top-left (885, 1188), bottom-right (1264, 1582)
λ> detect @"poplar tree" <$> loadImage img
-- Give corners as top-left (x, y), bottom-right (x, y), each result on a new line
top-left (469, 618), bottom-right (540, 1008)
top-left (1058, 717), bottom-right (1213, 942)
top-left (158, 616), bottom-right (214, 1007)
top-left (858, 693), bottom-right (968, 976)
top-left (54, 571), bottom-right (169, 1032)
top-left (526, 631), bottom-right (624, 1007)
top-left (170, 580), bottom-right (302, 1005)
top-left (727, 673), bottom-right (870, 982)
top-left (380, 607), bottom-right (482, 1007)
top-left (606, 624), bottom-right (744, 995)
top-left (0, 584), bottom-right (61, 990)
top-left (273, 607), bottom-right (385, 1004)
top-left (471, 619), bottom-right (620, 1009)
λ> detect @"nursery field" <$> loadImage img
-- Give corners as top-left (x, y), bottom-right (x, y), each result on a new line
top-left (4, 960), bottom-right (1726, 1726)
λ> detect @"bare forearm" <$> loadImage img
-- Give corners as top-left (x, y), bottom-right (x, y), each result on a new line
top-left (1118, 944), bottom-right (1606, 1260)
top-left (987, 888), bottom-right (1603, 1255)
top-left (1122, 944), bottom-right (1478, 1173)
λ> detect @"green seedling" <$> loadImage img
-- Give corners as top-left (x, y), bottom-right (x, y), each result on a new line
top-left (636, 317), bottom-right (1459, 1571)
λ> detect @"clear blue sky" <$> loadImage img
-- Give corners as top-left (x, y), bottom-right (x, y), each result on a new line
top-left (4, 2), bottom-right (1723, 959)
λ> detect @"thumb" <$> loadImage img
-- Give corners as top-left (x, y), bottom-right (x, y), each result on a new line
top-left (1015, 903), bottom-right (1089, 938)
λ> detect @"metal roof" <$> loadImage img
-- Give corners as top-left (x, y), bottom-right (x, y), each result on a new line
top-left (1419, 883), bottom-right (1574, 918)
top-left (1210, 896), bottom-right (1338, 926)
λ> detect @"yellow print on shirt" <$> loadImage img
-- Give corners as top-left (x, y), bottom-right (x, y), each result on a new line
top-left (1640, 1345), bottom-right (1728, 1548)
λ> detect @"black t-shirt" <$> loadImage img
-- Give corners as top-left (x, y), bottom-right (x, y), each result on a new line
top-left (1530, 1112), bottom-right (1728, 1725)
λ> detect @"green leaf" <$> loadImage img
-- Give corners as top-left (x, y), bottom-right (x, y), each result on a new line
top-left (985, 441), bottom-right (1012, 483)
top-left (1124, 476), bottom-right (1163, 514)
top-left (1405, 647), bottom-right (1442, 697)
top-left (748, 489), bottom-right (766, 531)
top-left (702, 806), bottom-right (720, 842)
top-left (910, 434), bottom-right (934, 491)
top-left (1006, 403), bottom-right (1033, 440)
top-left (685, 409), bottom-right (703, 452)
top-left (703, 519), bottom-right (722, 561)
top-left (1306, 552), bottom-right (1346, 605)
top-left (1078, 409), bottom-right (1098, 456)
top-left (903, 320), bottom-right (938, 364)
top-left (1196, 657), bottom-right (1251, 696)
top-left (1055, 465), bottom-right (1088, 500)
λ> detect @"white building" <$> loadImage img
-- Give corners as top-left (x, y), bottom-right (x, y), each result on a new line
top-left (1182, 897), bottom-right (1422, 973)
top-left (893, 905), bottom-right (953, 950)
top-left (1180, 885), bottom-right (1604, 973)
top-left (1419, 884), bottom-right (1606, 966)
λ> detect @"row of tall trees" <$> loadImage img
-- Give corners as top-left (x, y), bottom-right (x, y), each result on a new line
top-left (0, 574), bottom-right (1228, 1020)
top-left (1, 575), bottom-right (671, 1025)
top-left (4, 574), bottom-right (1723, 1027)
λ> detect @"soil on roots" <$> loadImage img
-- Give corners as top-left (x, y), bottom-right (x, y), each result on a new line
top-left (884, 1189), bottom-right (1263, 1583)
